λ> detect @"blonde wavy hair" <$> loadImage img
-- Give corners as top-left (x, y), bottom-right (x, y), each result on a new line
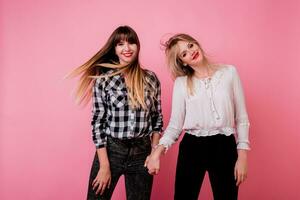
top-left (67, 26), bottom-right (153, 109)
top-left (163, 33), bottom-right (212, 95)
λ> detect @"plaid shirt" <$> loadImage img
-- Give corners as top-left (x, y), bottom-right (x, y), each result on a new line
top-left (91, 70), bottom-right (163, 149)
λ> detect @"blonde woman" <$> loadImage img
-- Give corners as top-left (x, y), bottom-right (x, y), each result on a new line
top-left (146, 34), bottom-right (250, 200)
top-left (69, 26), bottom-right (163, 200)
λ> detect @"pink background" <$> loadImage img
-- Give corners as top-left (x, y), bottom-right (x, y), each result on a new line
top-left (1, 0), bottom-right (300, 199)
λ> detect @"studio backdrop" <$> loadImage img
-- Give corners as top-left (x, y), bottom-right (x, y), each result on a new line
top-left (1, 0), bottom-right (299, 199)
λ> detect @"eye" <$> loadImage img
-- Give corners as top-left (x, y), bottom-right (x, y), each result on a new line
top-left (182, 53), bottom-right (187, 57)
top-left (128, 40), bottom-right (136, 45)
top-left (117, 41), bottom-right (124, 46)
top-left (188, 43), bottom-right (194, 49)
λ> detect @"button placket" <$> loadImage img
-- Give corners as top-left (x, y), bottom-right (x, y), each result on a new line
top-left (129, 110), bottom-right (135, 134)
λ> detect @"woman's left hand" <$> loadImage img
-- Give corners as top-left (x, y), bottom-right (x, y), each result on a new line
top-left (234, 150), bottom-right (248, 186)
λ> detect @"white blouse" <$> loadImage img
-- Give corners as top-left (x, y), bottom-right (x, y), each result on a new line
top-left (159, 65), bottom-right (250, 150)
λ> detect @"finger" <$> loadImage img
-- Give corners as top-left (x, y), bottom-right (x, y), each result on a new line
top-left (100, 183), bottom-right (107, 195)
top-left (144, 156), bottom-right (149, 167)
top-left (155, 169), bottom-right (159, 175)
top-left (92, 180), bottom-right (99, 190)
top-left (236, 175), bottom-right (242, 186)
top-left (96, 182), bottom-right (103, 194)
top-left (241, 176), bottom-right (245, 183)
top-left (148, 169), bottom-right (155, 175)
top-left (108, 178), bottom-right (112, 189)
top-left (234, 168), bottom-right (237, 180)
top-left (236, 179), bottom-right (240, 186)
top-left (92, 178), bottom-right (97, 186)
top-left (235, 170), bottom-right (240, 186)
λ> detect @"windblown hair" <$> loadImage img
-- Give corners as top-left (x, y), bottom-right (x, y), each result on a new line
top-left (163, 33), bottom-right (211, 95)
top-left (67, 26), bottom-right (153, 109)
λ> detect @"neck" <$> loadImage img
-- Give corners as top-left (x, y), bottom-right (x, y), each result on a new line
top-left (192, 63), bottom-right (211, 78)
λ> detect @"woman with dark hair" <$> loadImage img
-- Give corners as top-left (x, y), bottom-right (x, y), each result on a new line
top-left (69, 25), bottom-right (163, 200)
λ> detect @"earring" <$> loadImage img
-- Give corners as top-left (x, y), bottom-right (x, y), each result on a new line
top-left (183, 63), bottom-right (187, 66)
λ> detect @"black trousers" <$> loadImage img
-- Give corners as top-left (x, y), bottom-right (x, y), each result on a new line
top-left (174, 133), bottom-right (238, 200)
top-left (87, 136), bottom-right (153, 200)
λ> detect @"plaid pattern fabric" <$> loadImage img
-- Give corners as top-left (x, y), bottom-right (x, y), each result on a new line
top-left (91, 70), bottom-right (163, 149)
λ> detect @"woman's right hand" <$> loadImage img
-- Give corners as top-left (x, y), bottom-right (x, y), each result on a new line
top-left (146, 145), bottom-right (165, 175)
top-left (146, 155), bottom-right (160, 175)
top-left (92, 164), bottom-right (111, 195)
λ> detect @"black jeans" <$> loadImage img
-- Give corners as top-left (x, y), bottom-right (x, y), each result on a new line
top-left (174, 134), bottom-right (238, 200)
top-left (87, 136), bottom-right (153, 200)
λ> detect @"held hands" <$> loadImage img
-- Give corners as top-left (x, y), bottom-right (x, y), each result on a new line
top-left (235, 150), bottom-right (248, 186)
top-left (92, 164), bottom-right (111, 195)
top-left (144, 145), bottom-right (165, 175)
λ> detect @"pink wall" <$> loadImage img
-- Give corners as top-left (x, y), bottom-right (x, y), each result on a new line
top-left (1, 0), bottom-right (299, 199)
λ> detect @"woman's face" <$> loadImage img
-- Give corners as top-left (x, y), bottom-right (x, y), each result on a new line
top-left (176, 40), bottom-right (203, 67)
top-left (115, 40), bottom-right (138, 65)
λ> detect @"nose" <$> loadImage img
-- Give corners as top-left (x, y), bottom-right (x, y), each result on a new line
top-left (187, 49), bottom-right (194, 56)
top-left (123, 43), bottom-right (130, 51)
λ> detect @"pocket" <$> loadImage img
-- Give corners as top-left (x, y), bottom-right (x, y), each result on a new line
top-left (109, 89), bottom-right (127, 108)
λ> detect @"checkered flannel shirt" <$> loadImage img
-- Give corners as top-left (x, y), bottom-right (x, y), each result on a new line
top-left (91, 70), bottom-right (163, 148)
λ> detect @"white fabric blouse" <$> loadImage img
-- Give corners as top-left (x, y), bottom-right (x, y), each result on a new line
top-left (159, 65), bottom-right (250, 150)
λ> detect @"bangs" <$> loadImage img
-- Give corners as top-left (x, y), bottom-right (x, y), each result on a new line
top-left (113, 27), bottom-right (139, 45)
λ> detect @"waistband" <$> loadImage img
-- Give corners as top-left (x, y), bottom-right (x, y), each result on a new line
top-left (107, 135), bottom-right (151, 146)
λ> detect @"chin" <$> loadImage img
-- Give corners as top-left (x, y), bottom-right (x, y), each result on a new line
top-left (120, 58), bottom-right (132, 64)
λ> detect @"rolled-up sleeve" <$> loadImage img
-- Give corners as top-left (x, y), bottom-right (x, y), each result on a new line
top-left (151, 76), bottom-right (163, 134)
top-left (91, 78), bottom-right (107, 149)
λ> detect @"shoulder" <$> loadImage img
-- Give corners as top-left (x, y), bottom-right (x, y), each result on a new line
top-left (213, 63), bottom-right (235, 71)
top-left (145, 69), bottom-right (158, 79)
top-left (174, 76), bottom-right (186, 83)
top-left (174, 76), bottom-right (187, 88)
top-left (213, 64), bottom-right (239, 77)
top-left (94, 69), bottom-right (118, 87)
top-left (144, 69), bottom-right (160, 85)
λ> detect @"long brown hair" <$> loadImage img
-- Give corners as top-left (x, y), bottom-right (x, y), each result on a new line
top-left (163, 33), bottom-right (211, 95)
top-left (68, 26), bottom-right (151, 109)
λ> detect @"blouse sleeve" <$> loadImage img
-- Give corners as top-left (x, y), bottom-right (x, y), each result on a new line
top-left (159, 77), bottom-right (186, 149)
top-left (231, 66), bottom-right (250, 150)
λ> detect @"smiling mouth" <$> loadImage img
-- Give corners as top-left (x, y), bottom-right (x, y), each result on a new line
top-left (122, 52), bottom-right (133, 57)
top-left (192, 52), bottom-right (199, 60)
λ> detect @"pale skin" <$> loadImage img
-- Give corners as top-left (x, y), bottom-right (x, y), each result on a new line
top-left (93, 40), bottom-right (161, 194)
top-left (146, 40), bottom-right (248, 186)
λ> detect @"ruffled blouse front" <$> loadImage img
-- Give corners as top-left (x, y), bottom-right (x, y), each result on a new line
top-left (159, 65), bottom-right (250, 150)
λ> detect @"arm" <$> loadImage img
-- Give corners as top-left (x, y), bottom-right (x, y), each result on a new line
top-left (91, 78), bottom-right (111, 194)
top-left (91, 78), bottom-right (108, 149)
top-left (231, 66), bottom-right (250, 185)
top-left (231, 66), bottom-right (250, 150)
top-left (146, 78), bottom-right (186, 174)
top-left (158, 77), bottom-right (186, 150)
top-left (144, 74), bottom-right (163, 166)
top-left (150, 75), bottom-right (163, 147)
